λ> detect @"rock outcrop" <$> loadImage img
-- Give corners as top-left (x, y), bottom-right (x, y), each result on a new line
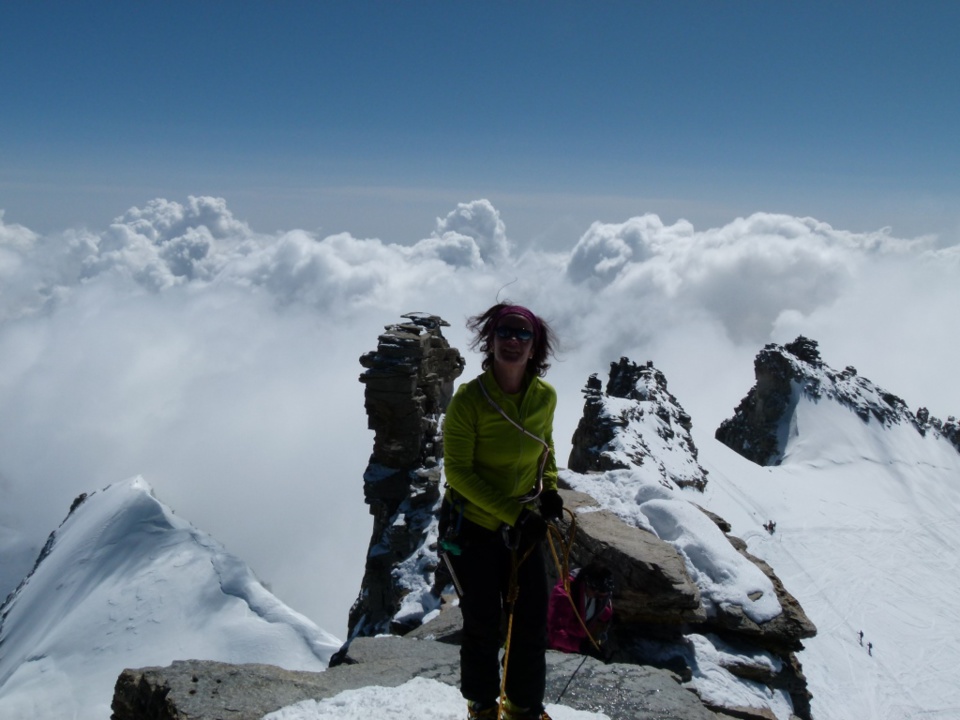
top-left (553, 489), bottom-right (705, 626)
top-left (563, 495), bottom-right (816, 715)
top-left (569, 358), bottom-right (708, 490)
top-left (111, 636), bottom-right (720, 720)
top-left (345, 313), bottom-right (464, 638)
top-left (715, 336), bottom-right (960, 465)
top-left (915, 406), bottom-right (960, 455)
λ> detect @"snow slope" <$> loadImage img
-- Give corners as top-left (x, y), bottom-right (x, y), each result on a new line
top-left (0, 477), bottom-right (340, 720)
top-left (553, 367), bottom-right (960, 720)
top-left (697, 396), bottom-right (960, 720)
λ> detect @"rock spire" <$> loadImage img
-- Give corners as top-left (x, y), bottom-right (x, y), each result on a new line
top-left (346, 313), bottom-right (464, 638)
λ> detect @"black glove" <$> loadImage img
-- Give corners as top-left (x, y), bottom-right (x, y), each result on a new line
top-left (506, 509), bottom-right (548, 549)
top-left (539, 489), bottom-right (563, 521)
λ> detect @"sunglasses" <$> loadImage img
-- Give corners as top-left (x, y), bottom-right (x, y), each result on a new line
top-left (495, 326), bottom-right (534, 342)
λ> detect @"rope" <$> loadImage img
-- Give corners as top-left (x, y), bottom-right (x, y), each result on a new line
top-left (498, 541), bottom-right (536, 720)
top-left (546, 508), bottom-right (603, 654)
top-left (478, 377), bottom-right (551, 503)
top-left (498, 507), bottom-right (606, 716)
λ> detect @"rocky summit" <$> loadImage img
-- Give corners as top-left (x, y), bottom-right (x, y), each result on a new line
top-left (715, 336), bottom-right (960, 465)
top-left (112, 636), bottom-right (719, 720)
top-left (337, 322), bottom-right (816, 719)
top-left (568, 357), bottom-right (709, 490)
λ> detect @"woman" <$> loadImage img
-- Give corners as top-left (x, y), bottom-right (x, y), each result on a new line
top-left (442, 302), bottom-right (563, 720)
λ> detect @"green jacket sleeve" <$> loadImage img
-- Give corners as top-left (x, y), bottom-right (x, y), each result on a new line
top-left (443, 383), bottom-right (526, 528)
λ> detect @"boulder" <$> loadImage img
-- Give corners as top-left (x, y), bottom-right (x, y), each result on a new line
top-left (552, 489), bottom-right (705, 625)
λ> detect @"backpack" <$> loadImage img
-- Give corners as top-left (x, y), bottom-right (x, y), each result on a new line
top-left (547, 563), bottom-right (613, 656)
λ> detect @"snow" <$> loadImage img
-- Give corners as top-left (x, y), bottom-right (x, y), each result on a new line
top-left (640, 499), bottom-right (781, 623)
top-left (0, 477), bottom-right (340, 720)
top-left (685, 634), bottom-right (793, 718)
top-left (697, 395), bottom-right (960, 720)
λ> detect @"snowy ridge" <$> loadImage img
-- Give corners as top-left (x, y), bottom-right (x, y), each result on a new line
top-left (716, 337), bottom-right (960, 466)
top-left (0, 476), bottom-right (340, 720)
top-left (561, 342), bottom-right (960, 719)
top-left (764, 338), bottom-right (924, 430)
top-left (703, 343), bottom-right (960, 719)
top-left (760, 337), bottom-right (960, 469)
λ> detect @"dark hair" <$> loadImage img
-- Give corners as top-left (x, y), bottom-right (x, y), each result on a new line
top-left (467, 302), bottom-right (555, 377)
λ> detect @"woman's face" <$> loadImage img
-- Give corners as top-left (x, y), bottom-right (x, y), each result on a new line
top-left (492, 313), bottom-right (535, 371)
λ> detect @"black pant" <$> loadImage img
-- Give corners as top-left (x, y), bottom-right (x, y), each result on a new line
top-left (450, 521), bottom-right (548, 709)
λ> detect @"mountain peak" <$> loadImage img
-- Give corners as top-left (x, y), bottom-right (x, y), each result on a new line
top-left (0, 476), bottom-right (338, 719)
top-left (716, 336), bottom-right (960, 465)
top-left (568, 357), bottom-right (708, 491)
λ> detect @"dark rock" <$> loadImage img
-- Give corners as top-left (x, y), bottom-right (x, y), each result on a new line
top-left (568, 358), bottom-right (708, 491)
top-left (346, 313), bottom-right (464, 639)
top-left (713, 341), bottom-right (803, 466)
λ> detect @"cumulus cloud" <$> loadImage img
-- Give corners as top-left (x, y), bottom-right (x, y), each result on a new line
top-left (432, 199), bottom-right (510, 266)
top-left (565, 212), bottom-right (938, 344)
top-left (1, 195), bottom-right (957, 638)
top-left (0, 196), bottom-right (502, 323)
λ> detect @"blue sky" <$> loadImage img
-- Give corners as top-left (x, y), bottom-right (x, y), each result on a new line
top-left (2, 1), bottom-right (958, 245)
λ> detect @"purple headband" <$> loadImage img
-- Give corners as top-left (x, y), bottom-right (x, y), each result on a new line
top-left (494, 305), bottom-right (541, 340)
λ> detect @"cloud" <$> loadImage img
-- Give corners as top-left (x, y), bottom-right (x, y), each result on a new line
top-left (1, 195), bottom-right (957, 639)
top-left (0, 196), bottom-right (517, 636)
top-left (0, 196), bottom-right (498, 324)
top-left (565, 212), bottom-right (937, 344)
top-left (566, 214), bottom-right (683, 285)
top-left (432, 199), bottom-right (510, 266)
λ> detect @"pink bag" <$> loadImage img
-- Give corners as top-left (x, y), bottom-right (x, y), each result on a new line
top-left (547, 565), bottom-right (613, 654)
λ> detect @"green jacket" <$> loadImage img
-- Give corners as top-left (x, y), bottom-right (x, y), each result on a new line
top-left (443, 368), bottom-right (558, 531)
